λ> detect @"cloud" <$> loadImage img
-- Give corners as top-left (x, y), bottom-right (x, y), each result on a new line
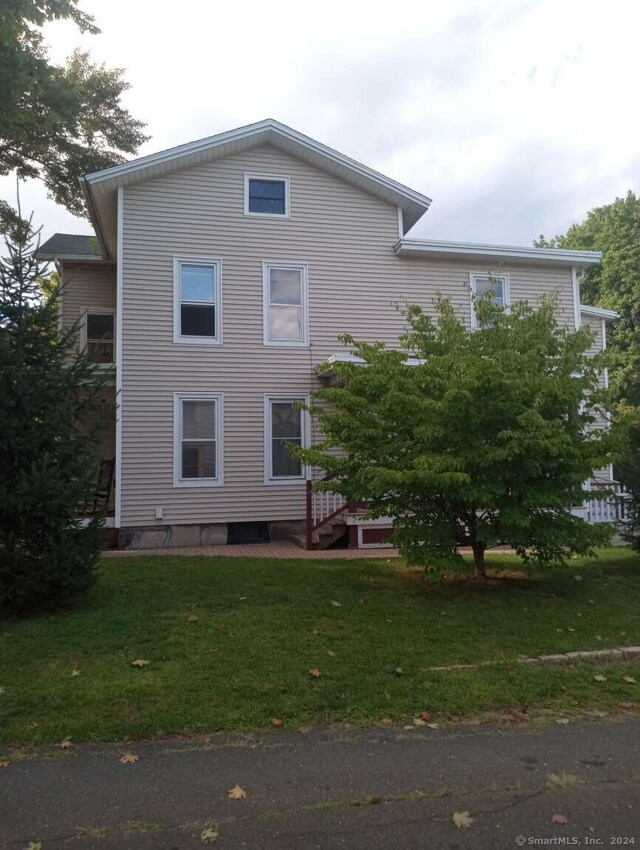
top-left (2, 0), bottom-right (638, 246)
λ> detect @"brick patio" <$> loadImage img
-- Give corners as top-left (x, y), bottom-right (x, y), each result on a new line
top-left (103, 541), bottom-right (400, 559)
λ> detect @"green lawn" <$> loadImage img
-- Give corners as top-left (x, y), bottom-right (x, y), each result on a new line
top-left (1, 547), bottom-right (639, 745)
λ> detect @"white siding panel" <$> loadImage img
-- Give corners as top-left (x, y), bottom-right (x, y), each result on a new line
top-left (120, 145), bottom-right (578, 527)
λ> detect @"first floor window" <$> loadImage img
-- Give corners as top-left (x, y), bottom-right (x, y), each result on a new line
top-left (174, 394), bottom-right (222, 486)
top-left (266, 397), bottom-right (306, 481)
top-left (263, 264), bottom-right (308, 345)
top-left (470, 273), bottom-right (509, 327)
top-left (174, 258), bottom-right (221, 343)
top-left (85, 311), bottom-right (115, 363)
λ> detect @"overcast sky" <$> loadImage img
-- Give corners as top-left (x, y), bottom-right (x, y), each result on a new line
top-left (4, 0), bottom-right (639, 245)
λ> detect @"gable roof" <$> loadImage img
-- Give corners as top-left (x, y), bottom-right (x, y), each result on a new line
top-left (37, 233), bottom-right (102, 261)
top-left (82, 119), bottom-right (432, 258)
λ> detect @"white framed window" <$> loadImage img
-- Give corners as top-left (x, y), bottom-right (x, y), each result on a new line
top-left (173, 257), bottom-right (222, 344)
top-left (263, 263), bottom-right (309, 346)
top-left (81, 307), bottom-right (115, 365)
top-left (470, 272), bottom-right (510, 328)
top-left (244, 173), bottom-right (290, 218)
top-left (173, 393), bottom-right (223, 487)
top-left (264, 396), bottom-right (309, 483)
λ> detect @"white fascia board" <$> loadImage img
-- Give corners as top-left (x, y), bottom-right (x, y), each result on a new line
top-left (579, 304), bottom-right (619, 320)
top-left (83, 119), bottom-right (432, 213)
top-left (394, 238), bottom-right (602, 267)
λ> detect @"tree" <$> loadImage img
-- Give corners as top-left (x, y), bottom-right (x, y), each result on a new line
top-left (295, 295), bottom-right (619, 578)
top-left (535, 191), bottom-right (640, 404)
top-left (536, 192), bottom-right (640, 546)
top-left (0, 0), bottom-right (148, 232)
top-left (0, 218), bottom-right (110, 613)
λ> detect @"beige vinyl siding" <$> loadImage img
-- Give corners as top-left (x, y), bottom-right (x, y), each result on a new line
top-left (119, 144), bottom-right (578, 527)
top-left (60, 261), bottom-right (116, 332)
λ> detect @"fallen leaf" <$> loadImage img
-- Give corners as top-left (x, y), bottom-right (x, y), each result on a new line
top-left (556, 719), bottom-right (570, 725)
top-left (426, 722), bottom-right (440, 730)
top-left (71, 669), bottom-right (81, 677)
top-left (308, 668), bottom-right (321, 678)
top-left (186, 614), bottom-right (199, 623)
top-left (567, 627), bottom-right (575, 633)
top-left (623, 676), bottom-right (637, 684)
top-left (594, 674), bottom-right (607, 682)
top-left (596, 635), bottom-right (602, 641)
top-left (619, 701), bottom-right (634, 710)
top-left (119, 753), bottom-right (139, 765)
top-left (552, 814), bottom-right (569, 825)
top-left (228, 784), bottom-right (246, 800)
top-left (0, 687), bottom-right (5, 694)
top-left (574, 575), bottom-right (583, 582)
top-left (412, 718), bottom-right (427, 726)
top-left (330, 600), bottom-right (341, 607)
top-left (394, 667), bottom-right (403, 676)
top-left (327, 650), bottom-right (337, 657)
top-left (271, 718), bottom-right (283, 727)
top-left (131, 659), bottom-right (150, 668)
top-left (419, 710), bottom-right (431, 721)
top-left (26, 843), bottom-right (42, 850)
top-left (380, 717), bottom-right (393, 726)
top-left (547, 772), bottom-right (577, 788)
top-left (56, 738), bottom-right (72, 749)
top-left (201, 826), bottom-right (218, 843)
top-left (452, 810), bottom-right (474, 829)
top-left (0, 757), bottom-right (10, 768)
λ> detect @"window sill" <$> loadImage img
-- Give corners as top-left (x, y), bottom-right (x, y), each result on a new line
top-left (173, 478), bottom-right (224, 488)
top-left (173, 337), bottom-right (222, 346)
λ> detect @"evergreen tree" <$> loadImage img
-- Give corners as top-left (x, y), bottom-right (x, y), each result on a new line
top-left (295, 295), bottom-right (620, 578)
top-left (0, 219), bottom-right (110, 613)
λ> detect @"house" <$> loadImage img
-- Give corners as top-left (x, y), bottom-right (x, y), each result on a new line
top-left (37, 119), bottom-right (618, 550)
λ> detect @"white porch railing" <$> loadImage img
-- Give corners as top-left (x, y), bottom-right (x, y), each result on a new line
top-left (585, 481), bottom-right (631, 524)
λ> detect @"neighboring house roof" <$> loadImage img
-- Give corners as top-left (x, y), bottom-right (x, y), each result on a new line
top-left (37, 233), bottom-right (102, 261)
top-left (82, 118), bottom-right (433, 258)
top-left (394, 238), bottom-right (602, 269)
top-left (580, 304), bottom-right (619, 320)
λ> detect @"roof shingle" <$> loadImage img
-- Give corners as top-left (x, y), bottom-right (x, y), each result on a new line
top-left (36, 233), bottom-right (102, 260)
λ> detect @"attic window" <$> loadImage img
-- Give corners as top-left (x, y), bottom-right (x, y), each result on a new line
top-left (244, 174), bottom-right (290, 217)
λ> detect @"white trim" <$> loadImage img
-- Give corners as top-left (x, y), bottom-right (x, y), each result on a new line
top-left (264, 395), bottom-right (310, 484)
top-left (469, 272), bottom-right (510, 329)
top-left (397, 206), bottom-right (404, 239)
top-left (39, 253), bottom-right (104, 262)
top-left (173, 256), bottom-right (223, 345)
top-left (173, 393), bottom-right (224, 488)
top-left (395, 238), bottom-right (601, 267)
top-left (262, 262), bottom-right (309, 347)
top-left (602, 318), bottom-right (609, 389)
top-left (244, 173), bottom-right (291, 218)
top-left (115, 187), bottom-right (123, 528)
top-left (579, 304), bottom-right (619, 320)
top-left (572, 267), bottom-right (581, 330)
top-left (80, 306), bottom-right (116, 368)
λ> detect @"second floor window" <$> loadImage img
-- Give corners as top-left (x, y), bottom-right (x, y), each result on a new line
top-left (470, 273), bottom-right (510, 328)
top-left (263, 263), bottom-right (308, 346)
top-left (174, 258), bottom-right (221, 344)
top-left (84, 311), bottom-right (114, 364)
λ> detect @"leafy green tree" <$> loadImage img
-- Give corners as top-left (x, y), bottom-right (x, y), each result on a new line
top-left (295, 296), bottom-right (619, 578)
top-left (0, 0), bottom-right (148, 232)
top-left (536, 192), bottom-right (640, 545)
top-left (535, 191), bottom-right (640, 403)
top-left (0, 218), bottom-right (110, 613)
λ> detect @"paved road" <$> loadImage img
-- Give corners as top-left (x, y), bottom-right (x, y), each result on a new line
top-left (1, 719), bottom-right (639, 848)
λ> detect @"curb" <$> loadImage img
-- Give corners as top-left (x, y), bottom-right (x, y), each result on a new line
top-left (427, 645), bottom-right (640, 672)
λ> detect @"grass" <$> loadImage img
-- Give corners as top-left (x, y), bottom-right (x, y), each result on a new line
top-left (0, 547), bottom-right (639, 745)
